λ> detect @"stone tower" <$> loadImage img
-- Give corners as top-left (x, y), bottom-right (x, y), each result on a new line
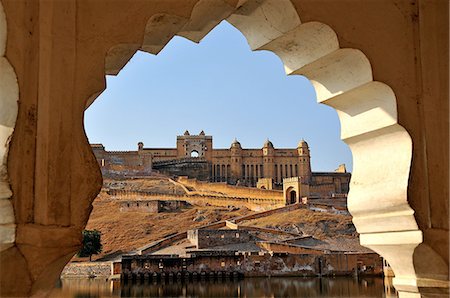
top-left (297, 140), bottom-right (312, 183)
top-left (230, 138), bottom-right (242, 184)
top-left (262, 139), bottom-right (275, 178)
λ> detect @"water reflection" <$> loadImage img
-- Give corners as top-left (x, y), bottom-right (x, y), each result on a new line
top-left (51, 277), bottom-right (397, 297)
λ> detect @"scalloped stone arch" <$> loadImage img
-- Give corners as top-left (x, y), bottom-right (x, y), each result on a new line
top-left (0, 0), bottom-right (18, 253)
top-left (95, 1), bottom-right (445, 296)
top-left (0, 0), bottom-right (447, 297)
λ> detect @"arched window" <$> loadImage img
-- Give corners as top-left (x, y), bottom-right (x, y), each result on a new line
top-left (190, 150), bottom-right (199, 158)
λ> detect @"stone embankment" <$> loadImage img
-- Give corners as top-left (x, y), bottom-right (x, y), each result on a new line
top-left (61, 262), bottom-right (112, 279)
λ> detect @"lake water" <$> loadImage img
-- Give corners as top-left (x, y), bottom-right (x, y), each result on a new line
top-left (51, 276), bottom-right (397, 297)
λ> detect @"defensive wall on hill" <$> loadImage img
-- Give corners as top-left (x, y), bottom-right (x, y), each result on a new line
top-left (107, 189), bottom-right (285, 211)
top-left (177, 177), bottom-right (283, 200)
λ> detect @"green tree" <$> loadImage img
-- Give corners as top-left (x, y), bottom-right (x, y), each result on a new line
top-left (78, 229), bottom-right (102, 261)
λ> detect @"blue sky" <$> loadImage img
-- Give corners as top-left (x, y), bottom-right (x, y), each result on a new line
top-left (84, 21), bottom-right (352, 172)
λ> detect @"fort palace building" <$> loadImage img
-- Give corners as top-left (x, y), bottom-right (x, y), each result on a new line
top-left (91, 131), bottom-right (350, 197)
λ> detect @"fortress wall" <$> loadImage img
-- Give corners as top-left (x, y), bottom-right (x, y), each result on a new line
top-left (178, 177), bottom-right (283, 200)
top-left (93, 150), bottom-right (153, 176)
top-left (118, 200), bottom-right (189, 213)
top-left (108, 190), bottom-right (284, 211)
top-left (157, 162), bottom-right (210, 181)
top-left (119, 200), bottom-right (160, 212)
top-left (145, 149), bottom-right (177, 161)
top-left (309, 184), bottom-right (343, 198)
top-left (189, 229), bottom-right (254, 249)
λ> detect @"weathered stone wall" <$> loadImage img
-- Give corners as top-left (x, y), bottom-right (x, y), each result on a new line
top-left (154, 160), bottom-right (210, 181)
top-left (61, 262), bottom-right (112, 278)
top-left (187, 229), bottom-right (254, 249)
top-left (119, 200), bottom-right (189, 213)
top-left (322, 253), bottom-right (383, 276)
top-left (122, 252), bottom-right (382, 277)
top-left (178, 177), bottom-right (283, 200)
top-left (92, 146), bottom-right (153, 177)
top-left (120, 200), bottom-right (159, 212)
top-left (108, 189), bottom-right (284, 211)
top-left (256, 178), bottom-right (273, 189)
top-left (309, 184), bottom-right (338, 198)
top-left (307, 173), bottom-right (350, 198)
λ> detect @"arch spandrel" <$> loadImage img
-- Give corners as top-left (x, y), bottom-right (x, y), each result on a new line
top-left (260, 22), bottom-right (339, 75)
top-left (227, 0), bottom-right (301, 50)
top-left (141, 14), bottom-right (189, 55)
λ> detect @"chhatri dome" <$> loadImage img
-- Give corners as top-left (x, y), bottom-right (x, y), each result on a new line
top-left (263, 139), bottom-right (274, 148)
top-left (298, 139), bottom-right (309, 147)
top-left (230, 138), bottom-right (242, 149)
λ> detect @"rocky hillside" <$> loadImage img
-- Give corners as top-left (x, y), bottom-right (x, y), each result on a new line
top-left (239, 207), bottom-right (357, 239)
top-left (81, 185), bottom-right (252, 260)
top-left (78, 177), bottom-right (357, 260)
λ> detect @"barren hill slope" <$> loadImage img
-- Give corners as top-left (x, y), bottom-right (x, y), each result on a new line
top-left (83, 188), bottom-right (252, 259)
top-left (80, 177), bottom-right (357, 260)
top-left (239, 207), bottom-right (356, 239)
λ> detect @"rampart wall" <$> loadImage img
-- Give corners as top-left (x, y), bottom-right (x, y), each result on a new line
top-left (119, 200), bottom-right (189, 213)
top-left (107, 189), bottom-right (285, 211)
top-left (187, 229), bottom-right (254, 249)
top-left (177, 177), bottom-right (283, 200)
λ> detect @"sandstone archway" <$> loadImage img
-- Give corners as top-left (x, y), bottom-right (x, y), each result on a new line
top-left (0, 0), bottom-right (447, 297)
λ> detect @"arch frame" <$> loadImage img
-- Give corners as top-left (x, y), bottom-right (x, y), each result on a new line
top-left (0, 0), bottom-right (447, 296)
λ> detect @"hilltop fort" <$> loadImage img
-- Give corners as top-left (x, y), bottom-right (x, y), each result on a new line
top-left (91, 131), bottom-right (350, 200)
